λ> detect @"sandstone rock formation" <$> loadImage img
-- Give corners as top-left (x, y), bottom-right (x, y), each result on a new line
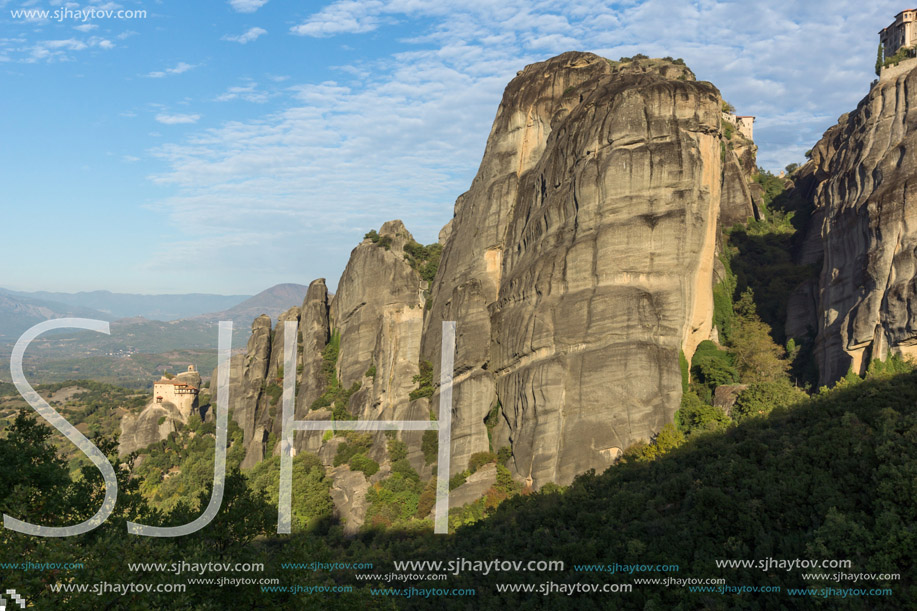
top-left (787, 60), bottom-right (917, 384)
top-left (208, 53), bottom-right (760, 506)
top-left (422, 52), bottom-right (750, 486)
top-left (329, 220), bottom-right (426, 421)
top-left (328, 465), bottom-right (369, 535)
top-left (209, 222), bottom-right (432, 470)
top-left (119, 366), bottom-right (202, 455)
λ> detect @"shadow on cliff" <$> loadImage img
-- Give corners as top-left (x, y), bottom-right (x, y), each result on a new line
top-left (728, 228), bottom-right (815, 342)
top-left (257, 369), bottom-right (917, 609)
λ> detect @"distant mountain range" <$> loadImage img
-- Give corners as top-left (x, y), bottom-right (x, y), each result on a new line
top-left (194, 283), bottom-right (313, 327)
top-left (0, 287), bottom-right (250, 323)
top-left (0, 284), bottom-right (310, 385)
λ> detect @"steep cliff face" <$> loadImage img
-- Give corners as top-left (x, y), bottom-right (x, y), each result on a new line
top-left (293, 279), bottom-right (331, 452)
top-left (210, 222), bottom-right (429, 467)
top-left (212, 52), bottom-right (758, 495)
top-left (789, 60), bottom-right (917, 385)
top-left (119, 366), bottom-right (201, 456)
top-left (330, 220), bottom-right (427, 421)
top-left (421, 52), bottom-right (742, 485)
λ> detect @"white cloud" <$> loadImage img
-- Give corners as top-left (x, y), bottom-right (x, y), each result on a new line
top-left (291, 0), bottom-right (389, 37)
top-left (146, 61), bottom-right (197, 78)
top-left (229, 0), bottom-right (268, 13)
top-left (215, 81), bottom-right (272, 103)
top-left (155, 113), bottom-right (201, 125)
top-left (23, 36), bottom-right (115, 62)
top-left (222, 27), bottom-right (267, 44)
top-left (144, 0), bottom-right (904, 285)
top-left (74, 24), bottom-right (98, 32)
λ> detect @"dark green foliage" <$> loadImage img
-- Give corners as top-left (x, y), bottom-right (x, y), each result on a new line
top-left (333, 432), bottom-right (373, 467)
top-left (415, 477), bottom-right (437, 518)
top-left (403, 240), bottom-right (443, 283)
top-left (377, 235), bottom-right (393, 250)
top-left (0, 410), bottom-right (72, 523)
top-left (421, 429), bottom-right (438, 464)
top-left (364, 229), bottom-right (379, 242)
top-left (728, 290), bottom-right (790, 383)
top-left (387, 438), bottom-right (407, 462)
top-left (420, 371), bottom-right (917, 606)
top-left (753, 170), bottom-right (786, 206)
top-left (679, 350), bottom-right (689, 393)
top-left (448, 462), bottom-right (524, 530)
top-left (134, 418), bottom-right (246, 512)
top-left (877, 42), bottom-right (884, 75)
top-left (409, 359), bottom-right (434, 400)
top-left (309, 330), bottom-right (359, 419)
top-left (733, 378), bottom-right (807, 422)
top-left (677, 390), bottom-right (729, 436)
top-left (468, 451), bottom-right (497, 473)
top-left (364, 459), bottom-right (424, 528)
top-left (364, 363), bottom-right (376, 379)
top-left (449, 470), bottom-right (469, 490)
top-left (6, 363), bottom-right (917, 608)
top-left (690, 340), bottom-right (738, 394)
top-left (309, 329), bottom-right (340, 410)
top-left (721, 171), bottom-right (819, 381)
top-left (866, 354), bottom-right (914, 378)
top-left (883, 45), bottom-right (914, 69)
top-left (245, 452), bottom-right (333, 532)
top-left (494, 463), bottom-right (521, 495)
top-left (497, 445), bottom-right (512, 465)
top-left (391, 457), bottom-right (419, 481)
top-left (263, 382), bottom-right (283, 406)
top-left (348, 453), bottom-right (379, 477)
top-left (722, 121), bottom-right (734, 140)
top-left (622, 423), bottom-right (685, 462)
top-left (712, 255), bottom-right (737, 342)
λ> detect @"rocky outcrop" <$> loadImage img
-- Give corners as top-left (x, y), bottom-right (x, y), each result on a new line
top-left (422, 52), bottom-right (745, 486)
top-left (788, 62), bottom-right (917, 384)
top-left (330, 220), bottom-right (425, 406)
top-left (448, 464), bottom-right (497, 509)
top-left (713, 384), bottom-right (749, 416)
top-left (119, 366), bottom-right (202, 455)
top-left (217, 52), bottom-right (759, 499)
top-left (210, 314), bottom-right (272, 466)
top-left (328, 465), bottom-right (369, 535)
top-left (119, 404), bottom-right (179, 455)
top-left (721, 149), bottom-right (757, 228)
top-left (296, 279), bottom-right (330, 417)
top-left (211, 222), bottom-right (431, 468)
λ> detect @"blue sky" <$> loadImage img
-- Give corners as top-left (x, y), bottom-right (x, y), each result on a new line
top-left (0, 0), bottom-right (900, 295)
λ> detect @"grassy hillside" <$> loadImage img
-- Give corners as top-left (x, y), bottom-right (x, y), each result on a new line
top-left (2, 360), bottom-right (914, 609)
top-left (412, 366), bottom-right (916, 608)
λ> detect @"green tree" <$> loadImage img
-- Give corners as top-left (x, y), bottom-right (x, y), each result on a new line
top-left (677, 390), bottom-right (729, 435)
top-left (732, 379), bottom-right (806, 421)
top-left (691, 340), bottom-right (738, 394)
top-left (729, 290), bottom-right (788, 382)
